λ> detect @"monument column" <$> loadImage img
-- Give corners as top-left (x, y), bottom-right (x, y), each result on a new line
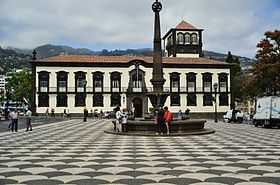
top-left (150, 0), bottom-right (165, 93)
top-left (148, 0), bottom-right (168, 109)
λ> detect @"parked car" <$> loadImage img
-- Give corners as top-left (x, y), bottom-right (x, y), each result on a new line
top-left (104, 111), bottom-right (115, 119)
top-left (223, 109), bottom-right (244, 123)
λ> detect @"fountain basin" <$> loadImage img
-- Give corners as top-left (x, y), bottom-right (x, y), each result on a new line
top-left (127, 119), bottom-right (206, 132)
top-left (105, 119), bottom-right (215, 136)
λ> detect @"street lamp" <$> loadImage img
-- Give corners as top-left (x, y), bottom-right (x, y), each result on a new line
top-left (213, 83), bottom-right (218, 123)
top-left (83, 79), bottom-right (87, 91)
top-left (83, 79), bottom-right (87, 105)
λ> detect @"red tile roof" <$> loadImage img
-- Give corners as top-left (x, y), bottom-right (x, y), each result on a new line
top-left (37, 55), bottom-right (229, 66)
top-left (176, 20), bottom-right (198, 30)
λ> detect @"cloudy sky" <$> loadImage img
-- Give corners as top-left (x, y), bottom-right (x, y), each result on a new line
top-left (0, 0), bottom-right (279, 58)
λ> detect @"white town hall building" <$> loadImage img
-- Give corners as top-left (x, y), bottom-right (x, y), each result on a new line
top-left (31, 20), bottom-right (232, 117)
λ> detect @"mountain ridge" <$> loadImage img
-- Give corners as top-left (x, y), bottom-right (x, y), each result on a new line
top-left (0, 44), bottom-right (255, 72)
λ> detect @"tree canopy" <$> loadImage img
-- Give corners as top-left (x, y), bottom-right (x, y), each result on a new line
top-left (225, 51), bottom-right (242, 108)
top-left (243, 30), bottom-right (280, 97)
top-left (6, 69), bottom-right (32, 104)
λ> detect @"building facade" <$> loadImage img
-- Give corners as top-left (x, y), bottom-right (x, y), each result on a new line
top-left (32, 21), bottom-right (232, 117)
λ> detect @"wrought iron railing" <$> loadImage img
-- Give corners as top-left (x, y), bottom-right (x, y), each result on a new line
top-left (37, 87), bottom-right (230, 93)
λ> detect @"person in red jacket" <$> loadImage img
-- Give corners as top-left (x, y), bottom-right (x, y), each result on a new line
top-left (164, 106), bottom-right (173, 135)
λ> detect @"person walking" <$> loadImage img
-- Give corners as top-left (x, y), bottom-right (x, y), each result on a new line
top-left (25, 109), bottom-right (32, 132)
top-left (63, 109), bottom-right (67, 118)
top-left (45, 108), bottom-right (49, 119)
top-left (8, 109), bottom-right (12, 131)
top-left (83, 108), bottom-right (88, 122)
top-left (164, 106), bottom-right (173, 135)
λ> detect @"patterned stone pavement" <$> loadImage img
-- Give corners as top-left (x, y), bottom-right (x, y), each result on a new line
top-left (0, 119), bottom-right (280, 185)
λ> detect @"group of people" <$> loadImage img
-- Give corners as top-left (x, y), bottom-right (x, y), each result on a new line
top-left (45, 108), bottom-right (56, 118)
top-left (155, 106), bottom-right (173, 135)
top-left (112, 106), bottom-right (173, 135)
top-left (114, 106), bottom-right (129, 132)
top-left (8, 109), bottom-right (32, 132)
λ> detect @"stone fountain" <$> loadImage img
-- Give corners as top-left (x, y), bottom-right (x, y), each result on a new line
top-left (105, 0), bottom-right (214, 136)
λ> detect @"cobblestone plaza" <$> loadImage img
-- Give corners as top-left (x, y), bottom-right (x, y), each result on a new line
top-left (0, 120), bottom-right (280, 185)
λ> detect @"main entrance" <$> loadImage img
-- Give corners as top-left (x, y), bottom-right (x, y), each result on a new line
top-left (133, 98), bottom-right (143, 118)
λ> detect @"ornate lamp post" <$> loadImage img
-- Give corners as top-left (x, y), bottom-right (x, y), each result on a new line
top-left (213, 83), bottom-right (218, 123)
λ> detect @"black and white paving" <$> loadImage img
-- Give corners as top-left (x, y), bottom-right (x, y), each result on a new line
top-left (0, 119), bottom-right (280, 185)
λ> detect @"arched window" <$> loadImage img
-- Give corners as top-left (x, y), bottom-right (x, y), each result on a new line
top-left (191, 33), bottom-right (198, 44)
top-left (111, 72), bottom-right (121, 92)
top-left (38, 71), bottom-right (50, 107)
top-left (132, 73), bottom-right (143, 88)
top-left (218, 73), bottom-right (229, 106)
top-left (75, 71), bottom-right (86, 93)
top-left (187, 73), bottom-right (197, 106)
top-left (170, 72), bottom-right (180, 92)
top-left (92, 71), bottom-right (104, 92)
top-left (202, 73), bottom-right (212, 92)
top-left (218, 73), bottom-right (228, 92)
top-left (74, 71), bottom-right (86, 107)
top-left (185, 33), bottom-right (191, 44)
top-left (57, 71), bottom-right (68, 93)
top-left (187, 73), bottom-right (196, 92)
top-left (202, 73), bottom-right (213, 106)
top-left (170, 72), bottom-right (181, 106)
top-left (38, 71), bottom-right (49, 93)
top-left (177, 33), bottom-right (184, 45)
top-left (93, 94), bottom-right (104, 107)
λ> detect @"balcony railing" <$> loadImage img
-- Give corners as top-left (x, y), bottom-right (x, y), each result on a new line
top-left (37, 86), bottom-right (230, 93)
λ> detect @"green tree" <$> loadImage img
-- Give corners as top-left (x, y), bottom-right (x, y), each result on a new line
top-left (226, 51), bottom-right (234, 63)
top-left (6, 69), bottom-right (32, 104)
top-left (244, 30), bottom-right (280, 97)
top-left (226, 51), bottom-right (242, 108)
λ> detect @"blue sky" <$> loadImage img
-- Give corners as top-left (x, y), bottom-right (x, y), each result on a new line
top-left (0, 0), bottom-right (279, 58)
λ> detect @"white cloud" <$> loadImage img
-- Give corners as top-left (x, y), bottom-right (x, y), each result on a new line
top-left (0, 0), bottom-right (279, 57)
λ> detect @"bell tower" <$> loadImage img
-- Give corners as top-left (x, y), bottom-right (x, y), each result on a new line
top-left (163, 20), bottom-right (203, 58)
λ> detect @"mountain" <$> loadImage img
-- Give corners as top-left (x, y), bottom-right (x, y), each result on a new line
top-left (203, 50), bottom-right (255, 69)
top-left (0, 46), bottom-right (31, 72)
top-left (34, 44), bottom-right (153, 58)
top-left (35, 44), bottom-right (97, 58)
top-left (0, 44), bottom-right (255, 72)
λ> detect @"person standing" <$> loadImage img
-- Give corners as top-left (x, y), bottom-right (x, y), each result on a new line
top-left (115, 106), bottom-right (122, 132)
top-left (10, 109), bottom-right (19, 132)
top-left (121, 108), bottom-right (128, 132)
top-left (25, 109), bottom-right (32, 132)
top-left (157, 107), bottom-right (165, 135)
top-left (4, 107), bottom-right (9, 120)
top-left (178, 110), bottom-right (183, 120)
top-left (185, 109), bottom-right (190, 120)
top-left (164, 106), bottom-right (173, 135)
top-left (51, 108), bottom-right (55, 117)
top-left (83, 108), bottom-right (88, 122)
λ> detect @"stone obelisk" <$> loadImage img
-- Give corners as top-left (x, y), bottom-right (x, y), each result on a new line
top-left (148, 0), bottom-right (169, 109)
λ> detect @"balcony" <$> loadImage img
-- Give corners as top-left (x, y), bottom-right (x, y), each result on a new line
top-left (37, 86), bottom-right (230, 94)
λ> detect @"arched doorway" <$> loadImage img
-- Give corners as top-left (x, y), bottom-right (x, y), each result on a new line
top-left (133, 98), bottom-right (143, 118)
